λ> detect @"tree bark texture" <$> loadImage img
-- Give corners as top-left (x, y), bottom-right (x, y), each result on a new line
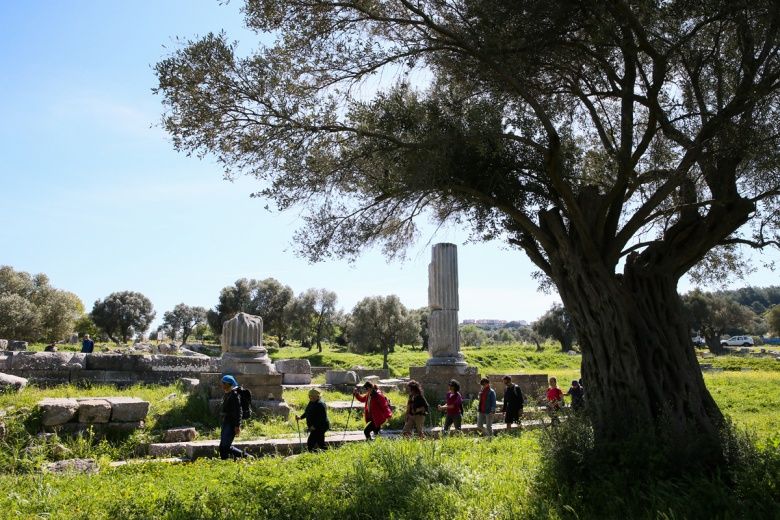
top-left (551, 251), bottom-right (724, 462)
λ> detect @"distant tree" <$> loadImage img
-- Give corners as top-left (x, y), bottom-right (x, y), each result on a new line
top-left (252, 278), bottom-right (295, 346)
top-left (73, 314), bottom-right (99, 339)
top-left (533, 304), bottom-right (577, 352)
top-left (162, 303), bottom-right (207, 345)
top-left (348, 295), bottom-right (419, 368)
top-left (767, 306), bottom-right (780, 337)
top-left (287, 292), bottom-right (316, 348)
top-left (0, 266), bottom-right (83, 342)
top-left (207, 278), bottom-right (260, 336)
top-left (309, 289), bottom-right (338, 352)
top-left (460, 324), bottom-right (487, 347)
top-left (0, 294), bottom-right (42, 341)
top-left (91, 291), bottom-right (155, 343)
top-left (683, 290), bottom-right (753, 355)
top-left (192, 322), bottom-right (211, 342)
top-left (410, 307), bottom-right (429, 351)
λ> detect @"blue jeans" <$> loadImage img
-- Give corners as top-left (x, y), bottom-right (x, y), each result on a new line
top-left (219, 423), bottom-right (245, 460)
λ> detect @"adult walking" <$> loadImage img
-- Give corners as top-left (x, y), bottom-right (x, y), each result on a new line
top-left (80, 334), bottom-right (94, 353)
top-left (438, 379), bottom-right (464, 435)
top-left (219, 374), bottom-right (246, 459)
top-left (402, 380), bottom-right (428, 439)
top-left (502, 376), bottom-right (524, 432)
top-left (476, 378), bottom-right (496, 438)
top-left (296, 389), bottom-right (330, 451)
top-left (353, 381), bottom-right (393, 440)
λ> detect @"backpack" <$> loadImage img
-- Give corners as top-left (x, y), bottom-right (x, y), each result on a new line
top-left (234, 386), bottom-right (252, 420)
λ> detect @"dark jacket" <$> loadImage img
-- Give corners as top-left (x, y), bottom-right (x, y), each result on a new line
top-left (300, 400), bottom-right (330, 432)
top-left (81, 339), bottom-right (94, 353)
top-left (220, 388), bottom-right (242, 427)
top-left (406, 394), bottom-right (428, 416)
top-left (503, 384), bottom-right (524, 414)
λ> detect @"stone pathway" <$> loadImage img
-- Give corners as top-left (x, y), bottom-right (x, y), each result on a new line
top-left (148, 418), bottom-right (550, 460)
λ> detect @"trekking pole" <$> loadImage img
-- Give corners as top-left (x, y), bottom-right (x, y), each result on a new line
top-left (343, 387), bottom-right (356, 441)
top-left (295, 417), bottom-right (303, 453)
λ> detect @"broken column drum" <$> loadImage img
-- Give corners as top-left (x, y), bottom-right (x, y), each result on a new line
top-left (427, 243), bottom-right (466, 366)
top-left (220, 313), bottom-right (276, 375)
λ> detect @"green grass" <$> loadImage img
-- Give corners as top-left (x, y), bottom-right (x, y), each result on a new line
top-left (1, 347), bottom-right (779, 518)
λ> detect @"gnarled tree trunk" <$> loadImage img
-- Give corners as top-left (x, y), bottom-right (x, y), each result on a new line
top-left (552, 252), bottom-right (724, 464)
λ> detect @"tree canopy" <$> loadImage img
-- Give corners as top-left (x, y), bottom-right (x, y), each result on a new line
top-left (0, 266), bottom-right (84, 343)
top-left (90, 291), bottom-right (155, 343)
top-left (162, 303), bottom-right (207, 345)
top-left (156, 0), bottom-right (780, 468)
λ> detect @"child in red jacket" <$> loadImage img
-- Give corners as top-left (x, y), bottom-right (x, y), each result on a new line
top-left (354, 381), bottom-right (393, 440)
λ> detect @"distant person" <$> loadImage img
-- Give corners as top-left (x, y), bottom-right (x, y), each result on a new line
top-left (502, 376), bottom-right (524, 432)
top-left (354, 381), bottom-right (393, 440)
top-left (219, 375), bottom-right (247, 460)
top-left (546, 377), bottom-right (564, 425)
top-left (477, 378), bottom-right (496, 438)
top-left (296, 389), bottom-right (330, 452)
top-left (566, 380), bottom-right (585, 411)
top-left (402, 380), bottom-right (429, 439)
top-left (438, 379), bottom-right (464, 435)
top-left (80, 334), bottom-right (94, 353)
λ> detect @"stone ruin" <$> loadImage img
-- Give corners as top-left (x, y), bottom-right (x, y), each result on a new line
top-left (38, 396), bottom-right (149, 435)
top-left (410, 243), bottom-right (481, 399)
top-left (199, 312), bottom-right (290, 418)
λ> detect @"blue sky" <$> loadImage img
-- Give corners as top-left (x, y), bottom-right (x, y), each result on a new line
top-left (1, 1), bottom-right (777, 329)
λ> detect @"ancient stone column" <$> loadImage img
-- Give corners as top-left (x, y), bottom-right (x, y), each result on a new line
top-left (410, 243), bottom-right (480, 398)
top-left (220, 312), bottom-right (276, 375)
top-left (427, 243), bottom-right (466, 366)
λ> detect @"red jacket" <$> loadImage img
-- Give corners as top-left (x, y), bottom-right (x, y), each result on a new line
top-left (355, 389), bottom-right (393, 426)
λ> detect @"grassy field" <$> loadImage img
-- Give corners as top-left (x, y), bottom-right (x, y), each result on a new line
top-left (1, 344), bottom-right (778, 518)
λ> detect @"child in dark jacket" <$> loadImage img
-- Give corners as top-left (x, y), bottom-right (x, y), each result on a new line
top-left (296, 389), bottom-right (330, 451)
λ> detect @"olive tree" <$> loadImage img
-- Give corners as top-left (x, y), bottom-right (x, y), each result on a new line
top-left (156, 0), bottom-right (780, 467)
top-left (347, 295), bottom-right (419, 368)
top-left (533, 304), bottom-right (577, 352)
top-left (0, 266), bottom-right (83, 342)
top-left (91, 291), bottom-right (155, 343)
top-left (162, 303), bottom-right (207, 345)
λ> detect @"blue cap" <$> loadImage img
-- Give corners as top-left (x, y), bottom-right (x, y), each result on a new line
top-left (221, 375), bottom-right (238, 387)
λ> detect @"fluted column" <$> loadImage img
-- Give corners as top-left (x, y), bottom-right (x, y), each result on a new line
top-left (427, 243), bottom-right (465, 366)
top-left (221, 312), bottom-right (276, 374)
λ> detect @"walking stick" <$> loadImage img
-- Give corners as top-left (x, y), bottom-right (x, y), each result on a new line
top-left (343, 388), bottom-right (357, 441)
top-left (295, 417), bottom-right (303, 453)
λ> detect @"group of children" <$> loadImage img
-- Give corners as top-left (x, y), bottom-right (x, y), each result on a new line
top-left (220, 374), bottom-right (586, 458)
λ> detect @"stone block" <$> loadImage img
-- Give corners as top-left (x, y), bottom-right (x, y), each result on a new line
top-left (0, 339), bottom-right (7, 350)
top-left (8, 340), bottom-right (28, 351)
top-left (77, 399), bottom-right (112, 424)
top-left (135, 354), bottom-right (217, 373)
top-left (14, 369), bottom-right (71, 386)
top-left (39, 398), bottom-right (79, 426)
top-left (0, 372), bottom-right (27, 391)
top-left (104, 397), bottom-right (150, 422)
top-left (149, 442), bottom-right (189, 457)
top-left (51, 421), bottom-right (144, 435)
top-left (361, 375), bottom-right (380, 384)
top-left (85, 353), bottom-right (141, 372)
top-left (351, 368), bottom-right (390, 380)
top-left (71, 370), bottom-right (138, 385)
top-left (180, 377), bottom-right (200, 393)
top-left (274, 358), bottom-right (312, 374)
top-left (163, 427), bottom-right (197, 443)
top-left (325, 370), bottom-right (358, 385)
top-left (410, 365), bottom-right (480, 401)
top-left (44, 458), bottom-right (98, 475)
top-left (0, 353), bottom-right (8, 371)
top-left (10, 352), bottom-right (85, 371)
top-left (282, 373), bottom-right (312, 384)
